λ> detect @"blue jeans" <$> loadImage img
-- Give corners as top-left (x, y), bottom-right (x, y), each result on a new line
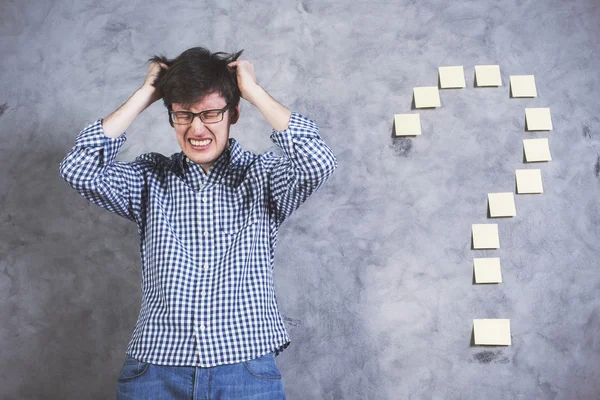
top-left (115, 352), bottom-right (286, 399)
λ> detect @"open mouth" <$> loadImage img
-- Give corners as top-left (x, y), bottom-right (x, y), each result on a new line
top-left (188, 138), bottom-right (212, 150)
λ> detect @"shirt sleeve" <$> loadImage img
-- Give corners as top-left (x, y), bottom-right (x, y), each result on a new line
top-left (58, 119), bottom-right (152, 224)
top-left (266, 112), bottom-right (337, 225)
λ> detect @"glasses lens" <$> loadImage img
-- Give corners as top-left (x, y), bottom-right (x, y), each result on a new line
top-left (201, 110), bottom-right (224, 123)
top-left (172, 112), bottom-right (193, 124)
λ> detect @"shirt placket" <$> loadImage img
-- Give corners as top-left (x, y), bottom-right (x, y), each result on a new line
top-left (194, 176), bottom-right (214, 364)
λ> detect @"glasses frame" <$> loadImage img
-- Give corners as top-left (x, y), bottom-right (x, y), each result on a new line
top-left (168, 104), bottom-right (231, 127)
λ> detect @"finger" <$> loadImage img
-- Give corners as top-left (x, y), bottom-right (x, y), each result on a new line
top-left (228, 61), bottom-right (240, 68)
top-left (149, 60), bottom-right (168, 69)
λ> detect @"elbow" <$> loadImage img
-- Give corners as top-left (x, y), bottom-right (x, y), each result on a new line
top-left (58, 157), bottom-right (71, 183)
top-left (320, 147), bottom-right (338, 181)
top-left (58, 154), bottom-right (81, 184)
top-left (58, 151), bottom-right (97, 189)
top-left (302, 149), bottom-right (336, 187)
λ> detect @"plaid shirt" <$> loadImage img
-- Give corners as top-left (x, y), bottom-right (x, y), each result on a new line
top-left (59, 112), bottom-right (337, 367)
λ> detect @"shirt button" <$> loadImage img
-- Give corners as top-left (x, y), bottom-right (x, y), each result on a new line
top-left (203, 231), bottom-right (209, 237)
top-left (202, 197), bottom-right (208, 203)
top-left (200, 325), bottom-right (206, 331)
top-left (201, 291), bottom-right (206, 296)
top-left (203, 263), bottom-right (209, 270)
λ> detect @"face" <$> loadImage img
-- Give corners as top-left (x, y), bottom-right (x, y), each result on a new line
top-left (172, 92), bottom-right (239, 173)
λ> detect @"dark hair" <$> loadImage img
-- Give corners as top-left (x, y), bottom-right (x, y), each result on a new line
top-left (149, 47), bottom-right (243, 113)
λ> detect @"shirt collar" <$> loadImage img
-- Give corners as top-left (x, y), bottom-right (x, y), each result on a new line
top-left (176, 138), bottom-right (243, 184)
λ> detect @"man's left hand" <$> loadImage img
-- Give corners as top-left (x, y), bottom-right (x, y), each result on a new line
top-left (228, 60), bottom-right (261, 104)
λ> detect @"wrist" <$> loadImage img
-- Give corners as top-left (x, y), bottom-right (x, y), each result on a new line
top-left (137, 85), bottom-right (160, 106)
top-left (244, 84), bottom-right (266, 106)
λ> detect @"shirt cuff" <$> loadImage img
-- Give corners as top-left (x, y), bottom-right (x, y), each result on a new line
top-left (74, 119), bottom-right (127, 149)
top-left (270, 112), bottom-right (319, 146)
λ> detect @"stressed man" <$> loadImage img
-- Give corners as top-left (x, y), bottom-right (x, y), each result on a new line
top-left (58, 47), bottom-right (337, 399)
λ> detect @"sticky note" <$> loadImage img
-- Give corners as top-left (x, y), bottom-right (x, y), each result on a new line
top-left (474, 258), bottom-right (503, 283)
top-left (516, 169), bottom-right (543, 194)
top-left (510, 75), bottom-right (537, 97)
top-left (525, 108), bottom-right (553, 131)
top-left (394, 114), bottom-right (421, 136)
top-left (472, 224), bottom-right (500, 249)
top-left (488, 193), bottom-right (516, 217)
top-left (439, 66), bottom-right (466, 89)
top-left (413, 86), bottom-right (441, 108)
top-left (523, 138), bottom-right (552, 162)
top-left (475, 65), bottom-right (502, 87)
top-left (473, 319), bottom-right (511, 345)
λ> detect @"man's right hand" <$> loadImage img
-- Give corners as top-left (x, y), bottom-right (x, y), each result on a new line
top-left (101, 61), bottom-right (168, 139)
top-left (141, 61), bottom-right (168, 105)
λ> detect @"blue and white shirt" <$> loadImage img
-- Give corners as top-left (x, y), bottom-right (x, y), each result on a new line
top-left (59, 112), bottom-right (337, 367)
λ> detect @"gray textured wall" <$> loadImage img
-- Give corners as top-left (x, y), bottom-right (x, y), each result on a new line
top-left (1, 0), bottom-right (599, 399)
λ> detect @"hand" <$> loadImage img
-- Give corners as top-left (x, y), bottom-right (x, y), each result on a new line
top-left (141, 61), bottom-right (168, 104)
top-left (101, 61), bottom-right (168, 138)
top-left (228, 60), bottom-right (261, 104)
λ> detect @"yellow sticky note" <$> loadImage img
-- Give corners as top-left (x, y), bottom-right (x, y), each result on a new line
top-left (472, 224), bottom-right (500, 249)
top-left (394, 114), bottom-right (421, 136)
top-left (473, 319), bottom-right (511, 346)
top-left (525, 108), bottom-right (553, 131)
top-left (439, 66), bottom-right (466, 89)
top-left (516, 169), bottom-right (543, 194)
top-left (474, 258), bottom-right (503, 283)
top-left (413, 86), bottom-right (441, 108)
top-left (510, 75), bottom-right (537, 97)
top-left (488, 193), bottom-right (516, 217)
top-left (523, 138), bottom-right (552, 162)
top-left (475, 65), bottom-right (502, 87)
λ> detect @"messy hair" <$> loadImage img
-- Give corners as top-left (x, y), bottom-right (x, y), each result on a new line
top-left (149, 47), bottom-right (243, 112)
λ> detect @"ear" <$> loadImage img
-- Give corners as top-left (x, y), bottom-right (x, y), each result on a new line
top-left (229, 104), bottom-right (240, 125)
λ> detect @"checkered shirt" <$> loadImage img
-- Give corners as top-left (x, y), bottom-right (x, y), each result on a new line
top-left (58, 112), bottom-right (337, 367)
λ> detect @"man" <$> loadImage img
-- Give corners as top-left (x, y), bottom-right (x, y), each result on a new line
top-left (58, 47), bottom-right (337, 399)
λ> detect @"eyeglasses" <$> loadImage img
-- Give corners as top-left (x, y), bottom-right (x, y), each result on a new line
top-left (168, 104), bottom-right (231, 126)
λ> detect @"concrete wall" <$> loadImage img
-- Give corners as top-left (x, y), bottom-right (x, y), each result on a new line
top-left (1, 0), bottom-right (599, 398)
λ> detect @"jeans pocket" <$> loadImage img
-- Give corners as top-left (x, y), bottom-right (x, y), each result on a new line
top-left (118, 354), bottom-right (151, 382)
top-left (242, 353), bottom-right (282, 380)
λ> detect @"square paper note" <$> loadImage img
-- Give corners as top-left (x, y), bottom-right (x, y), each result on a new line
top-left (474, 258), bottom-right (503, 283)
top-left (525, 108), bottom-right (553, 131)
top-left (510, 75), bottom-right (537, 97)
top-left (516, 169), bottom-right (543, 194)
top-left (439, 66), bottom-right (466, 89)
top-left (472, 224), bottom-right (500, 249)
top-left (394, 114), bottom-right (421, 136)
top-left (473, 319), bottom-right (511, 346)
top-left (475, 65), bottom-right (502, 87)
top-left (413, 86), bottom-right (441, 108)
top-left (523, 138), bottom-right (552, 162)
top-left (488, 193), bottom-right (516, 217)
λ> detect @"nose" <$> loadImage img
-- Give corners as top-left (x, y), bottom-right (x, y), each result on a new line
top-left (189, 114), bottom-right (207, 133)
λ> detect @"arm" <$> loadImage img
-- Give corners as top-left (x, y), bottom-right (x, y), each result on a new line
top-left (58, 122), bottom-right (155, 223)
top-left (227, 60), bottom-right (292, 131)
top-left (102, 62), bottom-right (165, 138)
top-left (265, 112), bottom-right (337, 225)
top-left (58, 62), bottom-right (166, 222)
top-left (229, 60), bottom-right (337, 225)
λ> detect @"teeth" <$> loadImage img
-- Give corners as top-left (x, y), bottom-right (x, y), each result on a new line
top-left (190, 139), bottom-right (211, 146)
